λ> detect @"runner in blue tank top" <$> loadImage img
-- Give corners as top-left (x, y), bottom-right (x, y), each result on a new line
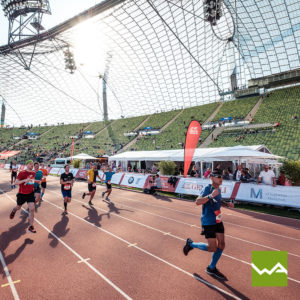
top-left (183, 169), bottom-right (234, 280)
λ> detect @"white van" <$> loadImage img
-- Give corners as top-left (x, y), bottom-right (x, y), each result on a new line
top-left (50, 158), bottom-right (71, 168)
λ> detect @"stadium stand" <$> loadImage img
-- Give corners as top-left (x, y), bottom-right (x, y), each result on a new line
top-left (209, 86), bottom-right (300, 160)
top-left (1, 86), bottom-right (300, 162)
top-left (76, 115), bottom-right (148, 156)
top-left (212, 96), bottom-right (260, 122)
top-left (133, 102), bottom-right (219, 151)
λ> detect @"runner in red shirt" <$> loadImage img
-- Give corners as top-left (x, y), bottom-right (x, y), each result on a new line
top-left (9, 160), bottom-right (38, 233)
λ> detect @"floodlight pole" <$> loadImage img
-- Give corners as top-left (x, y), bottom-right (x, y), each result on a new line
top-left (102, 75), bottom-right (108, 122)
top-left (1, 0), bottom-right (51, 70)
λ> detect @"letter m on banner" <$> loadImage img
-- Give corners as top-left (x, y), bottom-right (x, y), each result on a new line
top-left (251, 188), bottom-right (263, 199)
top-left (184, 120), bottom-right (202, 178)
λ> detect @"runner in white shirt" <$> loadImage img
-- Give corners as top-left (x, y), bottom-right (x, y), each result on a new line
top-left (10, 161), bottom-right (18, 189)
top-left (258, 165), bottom-right (276, 187)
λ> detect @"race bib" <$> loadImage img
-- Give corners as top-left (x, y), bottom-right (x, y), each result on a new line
top-left (214, 210), bottom-right (222, 223)
top-left (107, 180), bottom-right (111, 184)
top-left (92, 183), bottom-right (96, 187)
top-left (64, 184), bottom-right (71, 190)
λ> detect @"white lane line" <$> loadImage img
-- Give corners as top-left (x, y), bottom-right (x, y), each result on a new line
top-left (35, 197), bottom-right (243, 299)
top-left (2, 192), bottom-right (132, 300)
top-left (0, 251), bottom-right (20, 300)
top-left (42, 192), bottom-right (300, 285)
top-left (127, 243), bottom-right (137, 248)
top-left (49, 190), bottom-right (300, 258)
top-left (74, 189), bottom-right (300, 238)
top-left (78, 258), bottom-right (90, 264)
top-left (110, 195), bottom-right (300, 242)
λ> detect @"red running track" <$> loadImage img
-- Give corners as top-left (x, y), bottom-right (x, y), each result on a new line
top-left (0, 169), bottom-right (299, 300)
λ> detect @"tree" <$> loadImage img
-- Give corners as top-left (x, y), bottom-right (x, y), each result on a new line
top-left (280, 160), bottom-right (300, 186)
top-left (158, 161), bottom-right (176, 175)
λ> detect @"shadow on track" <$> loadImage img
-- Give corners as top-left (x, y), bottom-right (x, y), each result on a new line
top-left (48, 215), bottom-right (70, 248)
top-left (0, 213), bottom-right (34, 277)
top-left (193, 273), bottom-right (250, 300)
top-left (105, 200), bottom-right (134, 218)
top-left (82, 204), bottom-right (109, 227)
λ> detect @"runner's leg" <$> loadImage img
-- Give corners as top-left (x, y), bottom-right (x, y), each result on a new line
top-left (28, 202), bottom-right (35, 226)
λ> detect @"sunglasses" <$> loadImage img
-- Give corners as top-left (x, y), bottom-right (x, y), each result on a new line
top-left (211, 175), bottom-right (222, 178)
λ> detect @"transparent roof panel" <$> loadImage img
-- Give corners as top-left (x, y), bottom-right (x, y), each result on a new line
top-left (0, 0), bottom-right (299, 126)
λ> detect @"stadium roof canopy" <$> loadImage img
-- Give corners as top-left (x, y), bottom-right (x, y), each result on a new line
top-left (0, 0), bottom-right (299, 126)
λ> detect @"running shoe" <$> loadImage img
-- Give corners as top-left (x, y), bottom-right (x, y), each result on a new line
top-left (9, 210), bottom-right (16, 219)
top-left (82, 193), bottom-right (86, 199)
top-left (102, 192), bottom-right (105, 198)
top-left (64, 209), bottom-right (68, 215)
top-left (206, 267), bottom-right (226, 280)
top-left (88, 200), bottom-right (93, 206)
top-left (105, 197), bottom-right (110, 202)
top-left (28, 226), bottom-right (37, 233)
top-left (183, 238), bottom-right (193, 256)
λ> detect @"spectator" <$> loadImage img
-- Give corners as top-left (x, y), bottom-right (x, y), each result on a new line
top-left (228, 168), bottom-right (233, 180)
top-left (150, 174), bottom-right (162, 195)
top-left (203, 168), bottom-right (211, 179)
top-left (179, 166), bottom-right (184, 175)
top-left (240, 169), bottom-right (251, 183)
top-left (190, 165), bottom-right (197, 177)
top-left (222, 169), bottom-right (230, 180)
top-left (233, 165), bottom-right (243, 181)
top-left (277, 171), bottom-right (286, 186)
top-left (151, 164), bottom-right (157, 174)
top-left (215, 164), bottom-right (221, 172)
top-left (258, 165), bottom-right (276, 187)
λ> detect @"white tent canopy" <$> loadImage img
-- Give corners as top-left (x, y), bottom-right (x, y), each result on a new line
top-left (68, 153), bottom-right (97, 160)
top-left (109, 145), bottom-right (282, 163)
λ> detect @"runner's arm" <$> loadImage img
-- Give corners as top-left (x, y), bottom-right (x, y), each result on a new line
top-left (221, 200), bottom-right (234, 208)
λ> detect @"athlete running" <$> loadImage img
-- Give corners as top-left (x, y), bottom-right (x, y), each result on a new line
top-left (39, 163), bottom-right (48, 200)
top-left (82, 163), bottom-right (102, 205)
top-left (183, 169), bottom-right (234, 280)
top-left (60, 164), bottom-right (75, 214)
top-left (33, 162), bottom-right (43, 204)
top-left (9, 160), bottom-right (38, 233)
top-left (10, 160), bottom-right (18, 189)
top-left (101, 166), bottom-right (115, 202)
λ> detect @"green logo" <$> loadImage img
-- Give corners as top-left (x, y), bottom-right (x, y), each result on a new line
top-left (252, 251), bottom-right (287, 286)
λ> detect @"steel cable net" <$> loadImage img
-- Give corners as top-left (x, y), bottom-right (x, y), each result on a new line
top-left (0, 0), bottom-right (299, 126)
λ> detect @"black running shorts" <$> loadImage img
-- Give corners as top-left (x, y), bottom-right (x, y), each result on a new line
top-left (41, 182), bottom-right (47, 189)
top-left (11, 172), bottom-right (17, 180)
top-left (106, 182), bottom-right (112, 189)
top-left (17, 192), bottom-right (35, 206)
top-left (34, 186), bottom-right (41, 194)
top-left (88, 183), bottom-right (96, 192)
top-left (201, 222), bottom-right (224, 239)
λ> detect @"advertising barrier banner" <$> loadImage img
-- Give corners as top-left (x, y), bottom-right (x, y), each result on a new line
top-left (236, 183), bottom-right (300, 208)
top-left (110, 172), bottom-right (124, 185)
top-left (57, 168), bottom-right (65, 176)
top-left (4, 164), bottom-right (10, 169)
top-left (175, 178), bottom-right (235, 198)
top-left (0, 163), bottom-right (5, 168)
top-left (120, 173), bottom-right (149, 188)
top-left (144, 175), bottom-right (179, 192)
top-left (96, 171), bottom-right (105, 182)
top-left (75, 169), bottom-right (87, 180)
top-left (49, 168), bottom-right (60, 175)
top-left (69, 168), bottom-right (79, 177)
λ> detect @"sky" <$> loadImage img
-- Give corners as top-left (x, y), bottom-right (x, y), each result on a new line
top-left (0, 0), bottom-right (100, 45)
